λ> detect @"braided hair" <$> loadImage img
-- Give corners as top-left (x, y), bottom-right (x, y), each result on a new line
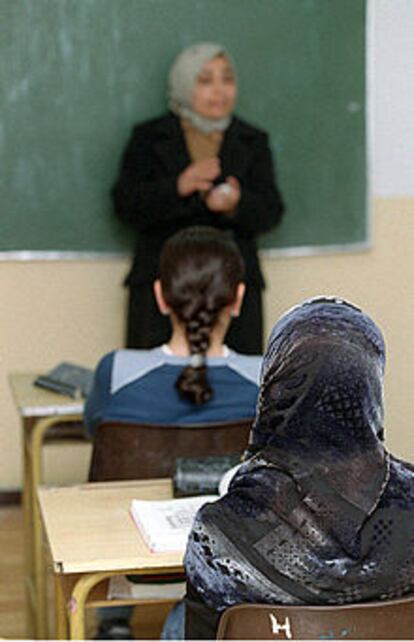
top-left (159, 226), bottom-right (245, 405)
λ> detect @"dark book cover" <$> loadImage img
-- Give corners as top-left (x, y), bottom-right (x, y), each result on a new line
top-left (34, 362), bottom-right (94, 399)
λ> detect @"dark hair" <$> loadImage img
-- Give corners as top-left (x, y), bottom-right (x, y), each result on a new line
top-left (159, 226), bottom-right (245, 405)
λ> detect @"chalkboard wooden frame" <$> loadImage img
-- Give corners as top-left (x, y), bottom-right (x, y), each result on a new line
top-left (1, 0), bottom-right (367, 258)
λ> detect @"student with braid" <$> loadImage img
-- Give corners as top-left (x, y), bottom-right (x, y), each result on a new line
top-left (84, 226), bottom-right (261, 640)
top-left (85, 226), bottom-right (261, 436)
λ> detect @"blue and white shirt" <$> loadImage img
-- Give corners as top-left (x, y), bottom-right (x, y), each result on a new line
top-left (84, 345), bottom-right (261, 435)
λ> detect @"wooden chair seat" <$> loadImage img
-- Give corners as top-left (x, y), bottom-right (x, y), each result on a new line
top-left (216, 596), bottom-right (414, 640)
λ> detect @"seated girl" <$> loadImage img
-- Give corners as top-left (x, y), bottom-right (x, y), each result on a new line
top-left (184, 297), bottom-right (414, 639)
top-left (84, 226), bottom-right (261, 639)
top-left (85, 226), bottom-right (261, 434)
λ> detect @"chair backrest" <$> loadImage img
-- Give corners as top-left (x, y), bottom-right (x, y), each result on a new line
top-left (88, 418), bottom-right (252, 482)
top-left (216, 596), bottom-right (414, 640)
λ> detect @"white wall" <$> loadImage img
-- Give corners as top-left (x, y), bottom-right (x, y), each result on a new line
top-left (369, 0), bottom-right (414, 196)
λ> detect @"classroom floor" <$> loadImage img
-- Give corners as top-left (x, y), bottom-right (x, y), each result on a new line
top-left (0, 505), bottom-right (174, 640)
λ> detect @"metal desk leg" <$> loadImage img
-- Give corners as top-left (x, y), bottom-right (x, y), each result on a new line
top-left (66, 570), bottom-right (181, 640)
top-left (22, 431), bottom-right (35, 637)
top-left (26, 414), bottom-right (82, 639)
top-left (68, 572), bottom-right (112, 640)
top-left (30, 416), bottom-right (52, 639)
top-left (54, 574), bottom-right (69, 640)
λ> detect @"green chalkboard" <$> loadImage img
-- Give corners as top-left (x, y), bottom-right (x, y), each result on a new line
top-left (1, 0), bottom-right (366, 254)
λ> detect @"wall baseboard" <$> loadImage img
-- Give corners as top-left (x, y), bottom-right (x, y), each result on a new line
top-left (0, 490), bottom-right (21, 506)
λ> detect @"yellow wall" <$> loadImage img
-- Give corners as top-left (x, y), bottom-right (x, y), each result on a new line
top-left (1, 196), bottom-right (413, 489)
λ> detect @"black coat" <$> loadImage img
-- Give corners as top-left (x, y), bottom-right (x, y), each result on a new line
top-left (112, 112), bottom-right (285, 288)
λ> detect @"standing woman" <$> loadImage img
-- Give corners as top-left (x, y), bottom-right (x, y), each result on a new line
top-left (112, 42), bottom-right (285, 354)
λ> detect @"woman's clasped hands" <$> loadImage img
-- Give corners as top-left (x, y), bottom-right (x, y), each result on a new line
top-left (205, 175), bottom-right (240, 214)
top-left (177, 157), bottom-right (240, 214)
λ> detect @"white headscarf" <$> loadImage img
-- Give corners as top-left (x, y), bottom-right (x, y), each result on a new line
top-left (168, 42), bottom-right (236, 134)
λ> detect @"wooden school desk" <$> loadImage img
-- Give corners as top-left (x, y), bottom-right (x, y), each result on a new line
top-left (8, 372), bottom-right (86, 639)
top-left (38, 478), bottom-right (184, 640)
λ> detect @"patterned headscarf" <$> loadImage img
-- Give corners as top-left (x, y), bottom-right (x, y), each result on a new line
top-left (185, 297), bottom-right (414, 611)
top-left (168, 42), bottom-right (235, 134)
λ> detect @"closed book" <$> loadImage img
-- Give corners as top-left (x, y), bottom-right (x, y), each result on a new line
top-left (34, 362), bottom-right (94, 399)
top-left (107, 574), bottom-right (186, 600)
top-left (130, 495), bottom-right (218, 554)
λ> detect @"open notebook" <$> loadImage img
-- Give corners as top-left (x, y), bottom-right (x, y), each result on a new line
top-left (130, 495), bottom-right (219, 554)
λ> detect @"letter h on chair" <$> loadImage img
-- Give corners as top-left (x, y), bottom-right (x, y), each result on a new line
top-left (216, 596), bottom-right (414, 640)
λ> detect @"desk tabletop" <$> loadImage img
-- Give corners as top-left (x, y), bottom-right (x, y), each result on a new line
top-left (8, 372), bottom-right (84, 417)
top-left (38, 479), bottom-right (184, 574)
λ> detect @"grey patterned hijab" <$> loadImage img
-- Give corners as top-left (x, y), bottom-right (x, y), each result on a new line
top-left (185, 297), bottom-right (414, 611)
top-left (168, 42), bottom-right (235, 134)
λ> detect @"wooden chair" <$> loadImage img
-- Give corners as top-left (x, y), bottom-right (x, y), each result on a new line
top-left (216, 596), bottom-right (414, 640)
top-left (88, 418), bottom-right (252, 482)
